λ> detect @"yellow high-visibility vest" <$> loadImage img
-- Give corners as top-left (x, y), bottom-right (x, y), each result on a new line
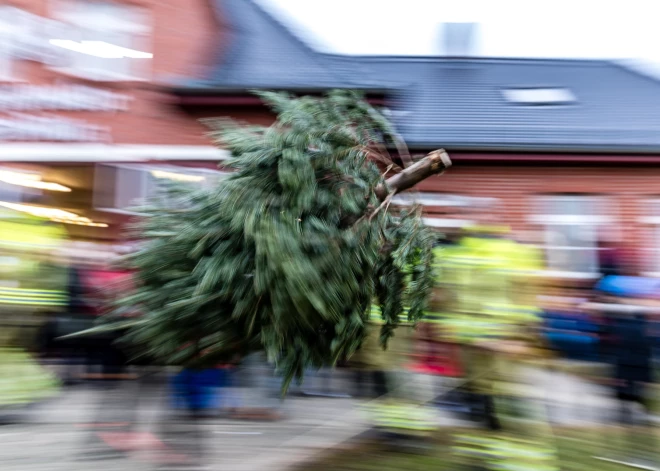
top-left (435, 233), bottom-right (544, 344)
top-left (0, 211), bottom-right (68, 310)
top-left (0, 287), bottom-right (68, 307)
top-left (453, 434), bottom-right (558, 471)
top-left (363, 401), bottom-right (437, 433)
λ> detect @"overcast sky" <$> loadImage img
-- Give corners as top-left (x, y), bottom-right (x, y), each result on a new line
top-left (259, 0), bottom-right (660, 63)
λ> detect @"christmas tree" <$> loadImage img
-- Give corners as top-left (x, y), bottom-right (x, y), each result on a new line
top-left (112, 90), bottom-right (450, 391)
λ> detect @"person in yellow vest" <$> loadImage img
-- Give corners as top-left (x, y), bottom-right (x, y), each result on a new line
top-left (409, 235), bottom-right (465, 417)
top-left (0, 322), bottom-right (60, 412)
top-left (0, 210), bottom-right (69, 398)
top-left (436, 225), bottom-right (545, 418)
top-left (437, 223), bottom-right (557, 470)
top-left (0, 211), bottom-right (68, 311)
top-left (354, 303), bottom-right (439, 436)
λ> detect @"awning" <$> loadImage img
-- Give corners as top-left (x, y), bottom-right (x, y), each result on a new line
top-left (0, 144), bottom-right (229, 163)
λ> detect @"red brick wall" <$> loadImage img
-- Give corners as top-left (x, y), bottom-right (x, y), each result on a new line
top-left (172, 100), bottom-right (660, 274)
top-left (416, 162), bottom-right (660, 274)
top-left (2, 0), bottom-right (221, 146)
top-left (6, 0), bottom-right (660, 272)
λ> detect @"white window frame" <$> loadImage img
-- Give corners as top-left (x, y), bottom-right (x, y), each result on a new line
top-left (392, 193), bottom-right (507, 230)
top-left (393, 193), bottom-right (503, 229)
top-left (530, 195), bottom-right (614, 277)
top-left (423, 218), bottom-right (474, 229)
top-left (392, 193), bottom-right (468, 207)
top-left (392, 193), bottom-right (497, 209)
top-left (93, 163), bottom-right (228, 215)
top-left (0, 7), bottom-right (19, 81)
top-left (0, 6), bottom-right (89, 81)
top-left (638, 199), bottom-right (660, 277)
top-left (49, 0), bottom-right (152, 82)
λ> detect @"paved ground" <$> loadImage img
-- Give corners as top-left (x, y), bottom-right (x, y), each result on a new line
top-left (0, 363), bottom-right (653, 471)
top-left (0, 384), bottom-right (373, 470)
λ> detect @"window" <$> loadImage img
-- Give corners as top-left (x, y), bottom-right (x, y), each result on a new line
top-left (638, 199), bottom-right (660, 276)
top-left (392, 193), bottom-right (498, 229)
top-left (50, 0), bottom-right (152, 81)
top-left (530, 196), bottom-right (613, 275)
top-left (502, 87), bottom-right (576, 105)
top-left (392, 193), bottom-right (470, 208)
top-left (0, 7), bottom-right (18, 80)
top-left (422, 217), bottom-right (473, 229)
top-left (94, 164), bottom-right (228, 214)
top-left (0, 7), bottom-right (80, 79)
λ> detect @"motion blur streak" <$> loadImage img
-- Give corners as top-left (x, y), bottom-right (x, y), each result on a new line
top-left (1, 0), bottom-right (660, 470)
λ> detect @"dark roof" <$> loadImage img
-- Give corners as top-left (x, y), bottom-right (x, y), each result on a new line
top-left (179, 0), bottom-right (660, 153)
top-left (178, 0), bottom-right (389, 90)
top-left (361, 57), bottom-right (660, 152)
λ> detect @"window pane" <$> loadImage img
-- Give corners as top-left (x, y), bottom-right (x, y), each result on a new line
top-left (535, 195), bottom-right (606, 217)
top-left (545, 225), bottom-right (598, 273)
top-left (51, 0), bottom-right (150, 80)
top-left (537, 196), bottom-right (605, 273)
top-left (0, 7), bottom-right (15, 79)
top-left (392, 193), bottom-right (469, 207)
top-left (75, 29), bottom-right (132, 78)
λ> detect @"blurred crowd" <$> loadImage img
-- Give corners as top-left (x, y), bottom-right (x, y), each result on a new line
top-left (0, 199), bottom-right (659, 469)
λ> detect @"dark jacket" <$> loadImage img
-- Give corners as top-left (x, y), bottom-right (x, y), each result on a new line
top-left (609, 313), bottom-right (653, 398)
top-left (67, 266), bottom-right (88, 315)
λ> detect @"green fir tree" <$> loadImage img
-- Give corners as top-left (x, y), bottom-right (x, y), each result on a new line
top-left (107, 90), bottom-right (450, 391)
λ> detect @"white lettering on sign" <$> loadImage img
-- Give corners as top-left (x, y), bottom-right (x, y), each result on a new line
top-left (2, 8), bottom-right (68, 65)
top-left (0, 8), bottom-right (138, 142)
top-left (0, 84), bottom-right (131, 112)
top-left (1, 6), bottom-right (151, 82)
top-left (7, 9), bottom-right (82, 65)
top-left (0, 114), bottom-right (110, 142)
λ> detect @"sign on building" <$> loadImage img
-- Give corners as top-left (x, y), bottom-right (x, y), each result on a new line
top-left (0, 114), bottom-right (111, 142)
top-left (0, 84), bottom-right (131, 112)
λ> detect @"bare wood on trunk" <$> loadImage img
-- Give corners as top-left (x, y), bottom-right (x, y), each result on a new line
top-left (375, 149), bottom-right (451, 201)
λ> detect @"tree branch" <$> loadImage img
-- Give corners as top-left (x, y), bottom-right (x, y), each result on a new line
top-left (340, 149), bottom-right (451, 229)
top-left (369, 193), bottom-right (394, 221)
top-left (375, 149), bottom-right (451, 201)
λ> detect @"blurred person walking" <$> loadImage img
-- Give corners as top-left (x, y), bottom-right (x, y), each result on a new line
top-left (435, 210), bottom-right (559, 470)
top-left (586, 276), bottom-right (659, 467)
top-left (229, 352), bottom-right (283, 420)
top-left (613, 310), bottom-right (653, 423)
top-left (591, 279), bottom-right (655, 422)
top-left (353, 304), bottom-right (438, 437)
top-left (411, 233), bottom-right (464, 412)
top-left (0, 328), bottom-right (60, 424)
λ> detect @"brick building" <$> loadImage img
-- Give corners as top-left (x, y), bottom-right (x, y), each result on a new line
top-left (0, 0), bottom-right (225, 244)
top-left (167, 0), bottom-right (660, 280)
top-left (5, 0), bottom-right (660, 280)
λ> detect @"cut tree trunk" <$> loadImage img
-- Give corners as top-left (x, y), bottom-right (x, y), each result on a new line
top-left (375, 149), bottom-right (451, 201)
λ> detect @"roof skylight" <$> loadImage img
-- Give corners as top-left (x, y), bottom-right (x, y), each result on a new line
top-left (501, 87), bottom-right (576, 105)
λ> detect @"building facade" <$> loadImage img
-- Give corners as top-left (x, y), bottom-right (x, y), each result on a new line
top-left (5, 0), bottom-right (660, 281)
top-left (166, 0), bottom-right (660, 281)
top-left (0, 0), bottom-right (226, 245)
